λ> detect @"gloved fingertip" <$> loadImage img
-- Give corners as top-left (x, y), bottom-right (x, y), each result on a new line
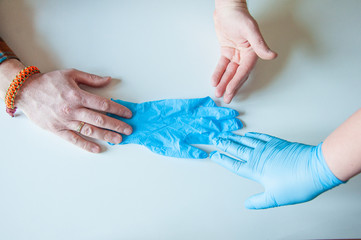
top-left (235, 118), bottom-right (243, 130)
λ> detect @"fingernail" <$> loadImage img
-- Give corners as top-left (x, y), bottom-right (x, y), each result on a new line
top-left (124, 128), bottom-right (132, 135)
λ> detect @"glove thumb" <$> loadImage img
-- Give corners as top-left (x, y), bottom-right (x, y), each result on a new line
top-left (244, 192), bottom-right (273, 210)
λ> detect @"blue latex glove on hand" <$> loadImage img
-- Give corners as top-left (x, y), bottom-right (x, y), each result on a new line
top-left (108, 97), bottom-right (242, 159)
top-left (210, 132), bottom-right (345, 209)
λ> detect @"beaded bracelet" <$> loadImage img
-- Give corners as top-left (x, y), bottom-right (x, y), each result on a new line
top-left (5, 66), bottom-right (40, 117)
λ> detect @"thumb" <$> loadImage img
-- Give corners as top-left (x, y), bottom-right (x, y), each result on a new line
top-left (247, 22), bottom-right (277, 60)
top-left (245, 192), bottom-right (274, 210)
top-left (72, 69), bottom-right (111, 88)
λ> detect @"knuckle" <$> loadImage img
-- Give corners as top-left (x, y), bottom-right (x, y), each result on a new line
top-left (90, 74), bottom-right (98, 81)
top-left (99, 99), bottom-right (110, 112)
top-left (60, 104), bottom-right (73, 117)
top-left (94, 115), bottom-right (105, 125)
top-left (68, 90), bottom-right (82, 102)
top-left (81, 125), bottom-right (93, 136)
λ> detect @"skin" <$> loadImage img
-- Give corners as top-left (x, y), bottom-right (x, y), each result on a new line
top-left (0, 59), bottom-right (133, 153)
top-left (213, 0), bottom-right (277, 103)
top-left (322, 108), bottom-right (361, 181)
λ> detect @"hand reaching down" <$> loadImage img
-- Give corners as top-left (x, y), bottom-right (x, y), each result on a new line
top-left (212, 1), bottom-right (277, 103)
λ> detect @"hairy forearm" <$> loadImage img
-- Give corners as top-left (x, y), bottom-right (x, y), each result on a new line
top-left (0, 59), bottom-right (25, 99)
top-left (323, 108), bottom-right (361, 181)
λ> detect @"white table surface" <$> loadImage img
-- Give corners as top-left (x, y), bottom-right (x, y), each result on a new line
top-left (1, 0), bottom-right (361, 239)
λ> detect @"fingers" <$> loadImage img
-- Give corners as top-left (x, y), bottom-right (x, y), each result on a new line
top-left (81, 92), bottom-right (132, 118)
top-left (71, 69), bottom-right (112, 88)
top-left (247, 21), bottom-right (277, 60)
top-left (214, 138), bottom-right (253, 161)
top-left (75, 108), bottom-right (133, 135)
top-left (215, 62), bottom-right (238, 98)
top-left (69, 121), bottom-right (122, 144)
top-left (218, 133), bottom-right (265, 148)
top-left (210, 151), bottom-right (251, 178)
top-left (223, 53), bottom-right (257, 104)
top-left (212, 56), bottom-right (230, 87)
top-left (245, 192), bottom-right (273, 210)
top-left (58, 130), bottom-right (101, 153)
top-left (245, 132), bottom-right (274, 142)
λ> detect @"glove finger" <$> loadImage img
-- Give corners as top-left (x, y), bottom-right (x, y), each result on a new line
top-left (192, 106), bottom-right (239, 120)
top-left (182, 118), bottom-right (243, 133)
top-left (244, 132), bottom-right (274, 142)
top-left (210, 151), bottom-right (252, 178)
top-left (220, 133), bottom-right (266, 148)
top-left (174, 96), bottom-right (216, 109)
top-left (149, 143), bottom-right (208, 159)
top-left (245, 193), bottom-right (273, 210)
top-left (214, 138), bottom-right (253, 161)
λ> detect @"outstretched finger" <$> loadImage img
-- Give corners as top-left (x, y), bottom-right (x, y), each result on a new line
top-left (245, 132), bottom-right (274, 142)
top-left (212, 56), bottom-right (230, 87)
top-left (214, 138), bottom-right (253, 161)
top-left (223, 53), bottom-right (257, 104)
top-left (223, 134), bottom-right (265, 148)
top-left (210, 151), bottom-right (251, 178)
top-left (70, 69), bottom-right (112, 88)
top-left (69, 121), bottom-right (122, 144)
top-left (81, 92), bottom-right (132, 118)
top-left (58, 130), bottom-right (101, 153)
top-left (74, 108), bottom-right (133, 135)
top-left (215, 61), bottom-right (238, 98)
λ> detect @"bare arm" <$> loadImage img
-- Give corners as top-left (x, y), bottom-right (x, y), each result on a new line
top-left (323, 108), bottom-right (361, 181)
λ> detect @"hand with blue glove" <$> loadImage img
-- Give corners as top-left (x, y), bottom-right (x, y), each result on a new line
top-left (210, 132), bottom-right (345, 209)
top-left (108, 97), bottom-right (242, 159)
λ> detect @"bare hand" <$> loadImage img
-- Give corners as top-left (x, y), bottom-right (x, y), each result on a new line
top-left (17, 69), bottom-right (133, 153)
top-left (212, 1), bottom-right (277, 103)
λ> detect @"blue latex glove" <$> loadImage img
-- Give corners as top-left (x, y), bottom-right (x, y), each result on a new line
top-left (108, 97), bottom-right (242, 159)
top-left (210, 132), bottom-right (345, 209)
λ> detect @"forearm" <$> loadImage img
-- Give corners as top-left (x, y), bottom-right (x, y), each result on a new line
top-left (323, 108), bottom-right (361, 181)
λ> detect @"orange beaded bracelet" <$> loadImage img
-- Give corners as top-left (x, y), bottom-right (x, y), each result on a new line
top-left (5, 66), bottom-right (40, 117)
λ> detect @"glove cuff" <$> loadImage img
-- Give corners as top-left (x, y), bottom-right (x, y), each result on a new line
top-left (315, 143), bottom-right (347, 190)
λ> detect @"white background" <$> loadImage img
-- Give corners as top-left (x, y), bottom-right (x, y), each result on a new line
top-left (1, 0), bottom-right (361, 239)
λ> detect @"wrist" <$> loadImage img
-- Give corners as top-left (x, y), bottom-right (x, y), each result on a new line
top-left (0, 59), bottom-right (25, 99)
top-left (215, 0), bottom-right (247, 10)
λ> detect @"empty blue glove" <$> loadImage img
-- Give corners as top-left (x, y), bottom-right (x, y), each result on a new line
top-left (108, 97), bottom-right (242, 159)
top-left (210, 132), bottom-right (345, 209)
